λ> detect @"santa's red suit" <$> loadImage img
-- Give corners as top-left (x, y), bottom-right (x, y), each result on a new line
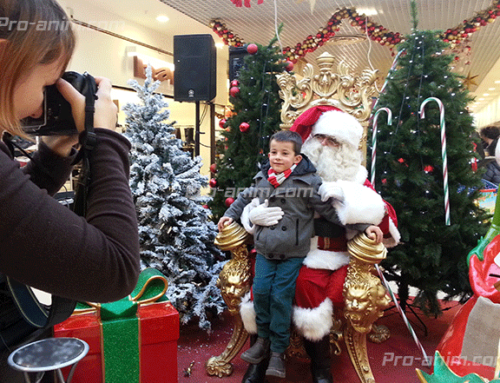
top-left (240, 106), bottom-right (400, 342)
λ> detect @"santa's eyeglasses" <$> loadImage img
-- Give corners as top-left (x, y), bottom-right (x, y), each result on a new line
top-left (313, 134), bottom-right (340, 147)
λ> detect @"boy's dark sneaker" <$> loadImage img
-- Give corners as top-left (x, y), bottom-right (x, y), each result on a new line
top-left (241, 337), bottom-right (270, 364)
top-left (265, 352), bottom-right (286, 378)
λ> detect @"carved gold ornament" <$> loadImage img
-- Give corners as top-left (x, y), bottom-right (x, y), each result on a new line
top-left (277, 51), bottom-right (378, 130)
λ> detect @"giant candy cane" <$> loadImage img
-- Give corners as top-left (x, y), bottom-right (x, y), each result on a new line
top-left (370, 108), bottom-right (393, 186)
top-left (419, 97), bottom-right (450, 226)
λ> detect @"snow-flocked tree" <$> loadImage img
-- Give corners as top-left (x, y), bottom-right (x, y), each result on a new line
top-left (124, 67), bottom-right (226, 330)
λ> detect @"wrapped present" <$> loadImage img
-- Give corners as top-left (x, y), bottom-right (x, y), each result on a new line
top-left (477, 188), bottom-right (497, 214)
top-left (54, 268), bottom-right (179, 383)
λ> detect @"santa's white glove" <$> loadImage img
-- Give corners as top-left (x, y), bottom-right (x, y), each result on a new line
top-left (248, 199), bottom-right (284, 226)
top-left (319, 182), bottom-right (345, 202)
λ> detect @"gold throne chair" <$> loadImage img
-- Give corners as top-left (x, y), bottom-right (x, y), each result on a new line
top-left (206, 52), bottom-right (391, 383)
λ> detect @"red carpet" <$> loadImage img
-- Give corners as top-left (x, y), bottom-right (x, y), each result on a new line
top-left (177, 300), bottom-right (461, 383)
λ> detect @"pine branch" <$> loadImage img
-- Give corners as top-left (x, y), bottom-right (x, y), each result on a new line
top-left (410, 0), bottom-right (418, 31)
top-left (269, 22), bottom-right (284, 48)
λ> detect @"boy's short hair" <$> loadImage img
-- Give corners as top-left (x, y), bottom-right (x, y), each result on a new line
top-left (270, 130), bottom-right (303, 155)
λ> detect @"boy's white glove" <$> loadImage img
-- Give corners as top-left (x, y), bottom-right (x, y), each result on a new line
top-left (249, 199), bottom-right (284, 226)
top-left (319, 182), bottom-right (345, 202)
top-left (241, 198), bottom-right (259, 234)
top-left (241, 197), bottom-right (284, 232)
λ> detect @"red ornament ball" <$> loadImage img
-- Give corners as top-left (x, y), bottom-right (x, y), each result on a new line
top-left (219, 118), bottom-right (227, 129)
top-left (210, 163), bottom-right (217, 173)
top-left (247, 43), bottom-right (258, 54)
top-left (239, 122), bottom-right (250, 133)
top-left (209, 178), bottom-right (217, 188)
top-left (230, 86), bottom-right (240, 97)
top-left (202, 204), bottom-right (209, 209)
top-left (250, 248), bottom-right (257, 256)
top-left (225, 197), bottom-right (235, 207)
top-left (285, 61), bottom-right (294, 72)
top-left (230, 80), bottom-right (239, 87)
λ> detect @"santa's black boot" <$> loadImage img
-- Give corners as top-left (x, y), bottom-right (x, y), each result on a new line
top-left (303, 336), bottom-right (334, 383)
top-left (241, 335), bottom-right (270, 383)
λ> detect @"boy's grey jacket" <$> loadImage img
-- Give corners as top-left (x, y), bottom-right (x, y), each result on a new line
top-left (224, 155), bottom-right (367, 260)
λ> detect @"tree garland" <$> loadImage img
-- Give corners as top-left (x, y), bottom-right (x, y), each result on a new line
top-left (210, 1), bottom-right (500, 63)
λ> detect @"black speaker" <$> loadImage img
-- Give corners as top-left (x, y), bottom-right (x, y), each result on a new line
top-left (174, 34), bottom-right (217, 102)
top-left (229, 46), bottom-right (248, 82)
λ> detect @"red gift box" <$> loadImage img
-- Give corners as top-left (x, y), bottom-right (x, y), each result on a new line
top-left (54, 300), bottom-right (179, 383)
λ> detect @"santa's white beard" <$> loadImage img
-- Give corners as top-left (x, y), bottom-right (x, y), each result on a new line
top-left (302, 138), bottom-right (362, 182)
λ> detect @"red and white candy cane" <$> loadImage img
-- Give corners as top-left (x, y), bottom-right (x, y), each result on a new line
top-left (370, 108), bottom-right (393, 186)
top-left (420, 97), bottom-right (450, 226)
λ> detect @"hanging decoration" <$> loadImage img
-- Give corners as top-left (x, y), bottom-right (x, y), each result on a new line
top-left (419, 97), bottom-right (450, 226)
top-left (463, 71), bottom-right (480, 90)
top-left (247, 43), bottom-right (258, 54)
top-left (211, 1), bottom-right (500, 63)
top-left (239, 122), bottom-right (251, 132)
top-left (229, 0), bottom-right (263, 7)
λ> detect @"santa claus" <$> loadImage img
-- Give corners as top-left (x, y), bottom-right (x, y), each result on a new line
top-left (239, 105), bottom-right (400, 383)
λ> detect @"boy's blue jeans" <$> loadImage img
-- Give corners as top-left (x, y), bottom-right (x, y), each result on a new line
top-left (253, 253), bottom-right (304, 353)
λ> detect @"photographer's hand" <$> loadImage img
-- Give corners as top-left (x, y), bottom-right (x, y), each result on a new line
top-left (40, 78), bottom-right (84, 157)
top-left (92, 77), bottom-right (118, 131)
top-left (41, 77), bottom-right (117, 157)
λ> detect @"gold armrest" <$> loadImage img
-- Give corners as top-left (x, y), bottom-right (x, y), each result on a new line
top-left (343, 233), bottom-right (391, 383)
top-left (206, 222), bottom-right (253, 377)
top-left (214, 222), bottom-right (253, 315)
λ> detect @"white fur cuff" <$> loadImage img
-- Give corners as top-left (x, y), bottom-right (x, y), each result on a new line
top-left (240, 293), bottom-right (257, 334)
top-left (334, 181), bottom-right (385, 225)
top-left (292, 299), bottom-right (333, 341)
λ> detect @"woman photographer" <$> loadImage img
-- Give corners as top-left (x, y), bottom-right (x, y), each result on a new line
top-left (0, 0), bottom-right (140, 380)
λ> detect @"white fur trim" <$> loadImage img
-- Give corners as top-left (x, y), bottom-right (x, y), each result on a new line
top-left (333, 181), bottom-right (385, 225)
top-left (240, 293), bottom-right (257, 334)
top-left (354, 166), bottom-right (368, 184)
top-left (312, 110), bottom-right (363, 148)
top-left (303, 237), bottom-right (350, 270)
top-left (293, 298), bottom-right (333, 341)
top-left (383, 217), bottom-right (401, 248)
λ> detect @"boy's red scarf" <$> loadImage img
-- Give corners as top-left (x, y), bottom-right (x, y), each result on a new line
top-left (267, 164), bottom-right (297, 188)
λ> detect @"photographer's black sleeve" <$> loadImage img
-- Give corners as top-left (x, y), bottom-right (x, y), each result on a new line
top-left (0, 129), bottom-right (140, 303)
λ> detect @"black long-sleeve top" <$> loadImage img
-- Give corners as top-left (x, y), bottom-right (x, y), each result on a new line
top-left (0, 129), bottom-right (140, 303)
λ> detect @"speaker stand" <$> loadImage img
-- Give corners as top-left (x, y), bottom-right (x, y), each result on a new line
top-left (195, 101), bottom-right (200, 156)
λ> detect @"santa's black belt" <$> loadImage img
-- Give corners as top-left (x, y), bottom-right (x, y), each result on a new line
top-left (314, 218), bottom-right (345, 238)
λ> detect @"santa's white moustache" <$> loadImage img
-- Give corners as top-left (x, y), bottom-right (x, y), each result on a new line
top-left (302, 138), bottom-right (362, 183)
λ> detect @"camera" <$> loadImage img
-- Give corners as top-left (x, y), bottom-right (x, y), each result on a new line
top-left (22, 71), bottom-right (97, 136)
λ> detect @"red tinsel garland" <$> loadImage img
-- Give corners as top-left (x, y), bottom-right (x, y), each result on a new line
top-left (230, 0), bottom-right (264, 7)
top-left (212, 1), bottom-right (500, 63)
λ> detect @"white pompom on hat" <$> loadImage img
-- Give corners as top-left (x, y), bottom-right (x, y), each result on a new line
top-left (290, 105), bottom-right (363, 148)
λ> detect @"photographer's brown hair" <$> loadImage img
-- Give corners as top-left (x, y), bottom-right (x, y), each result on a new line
top-left (0, 0), bottom-right (75, 137)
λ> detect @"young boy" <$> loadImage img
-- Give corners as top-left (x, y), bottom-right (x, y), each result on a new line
top-left (218, 130), bottom-right (374, 378)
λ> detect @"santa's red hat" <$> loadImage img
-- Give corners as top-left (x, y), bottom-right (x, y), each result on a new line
top-left (290, 105), bottom-right (363, 148)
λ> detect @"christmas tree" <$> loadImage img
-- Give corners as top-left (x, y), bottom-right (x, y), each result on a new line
top-left (370, 2), bottom-right (489, 315)
top-left (124, 67), bottom-right (226, 330)
top-left (209, 32), bottom-right (290, 220)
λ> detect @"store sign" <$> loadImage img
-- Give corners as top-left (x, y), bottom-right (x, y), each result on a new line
top-left (133, 56), bottom-right (174, 84)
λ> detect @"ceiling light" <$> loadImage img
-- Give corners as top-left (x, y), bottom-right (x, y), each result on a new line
top-left (156, 15), bottom-right (169, 22)
top-left (489, 88), bottom-right (496, 91)
top-left (483, 93), bottom-right (490, 96)
top-left (495, 80), bottom-right (500, 84)
top-left (478, 98), bottom-right (485, 100)
top-left (215, 42), bottom-right (224, 49)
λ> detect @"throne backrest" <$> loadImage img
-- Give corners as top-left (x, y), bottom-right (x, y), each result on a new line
top-left (277, 52), bottom-right (378, 149)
